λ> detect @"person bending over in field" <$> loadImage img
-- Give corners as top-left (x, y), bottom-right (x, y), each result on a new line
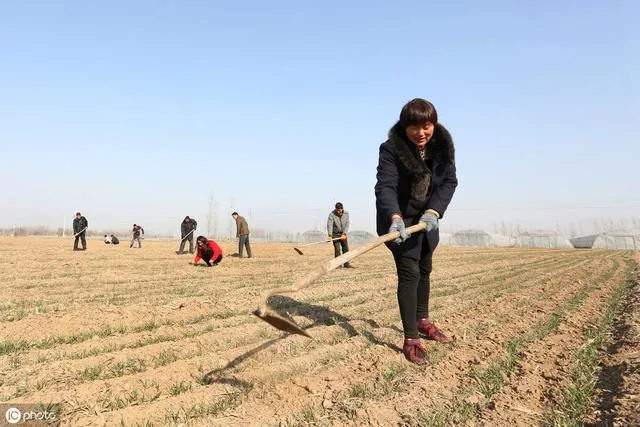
top-left (130, 224), bottom-right (144, 248)
top-left (193, 236), bottom-right (223, 267)
top-left (375, 98), bottom-right (458, 364)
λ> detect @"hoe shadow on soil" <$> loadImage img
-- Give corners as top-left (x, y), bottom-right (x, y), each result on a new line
top-left (202, 295), bottom-right (402, 387)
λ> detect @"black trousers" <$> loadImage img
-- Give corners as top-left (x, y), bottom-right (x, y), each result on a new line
top-left (332, 234), bottom-right (351, 266)
top-left (393, 239), bottom-right (433, 339)
top-left (239, 235), bottom-right (252, 258)
top-left (74, 233), bottom-right (86, 250)
top-left (130, 236), bottom-right (142, 248)
top-left (202, 249), bottom-right (222, 265)
top-left (178, 234), bottom-right (194, 253)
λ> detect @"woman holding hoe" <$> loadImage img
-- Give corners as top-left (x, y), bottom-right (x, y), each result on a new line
top-left (375, 98), bottom-right (458, 364)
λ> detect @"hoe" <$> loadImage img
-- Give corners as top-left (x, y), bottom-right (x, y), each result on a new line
top-left (293, 236), bottom-right (344, 255)
top-left (253, 223), bottom-right (427, 337)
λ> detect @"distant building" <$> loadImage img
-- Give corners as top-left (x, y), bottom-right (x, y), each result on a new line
top-left (570, 229), bottom-right (640, 250)
top-left (449, 229), bottom-right (514, 248)
top-left (347, 230), bottom-right (376, 244)
top-left (301, 230), bottom-right (326, 243)
top-left (516, 230), bottom-right (573, 249)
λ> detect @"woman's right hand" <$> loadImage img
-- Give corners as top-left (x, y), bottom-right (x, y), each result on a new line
top-left (388, 216), bottom-right (411, 244)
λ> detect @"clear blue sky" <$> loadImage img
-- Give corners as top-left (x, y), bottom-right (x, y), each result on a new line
top-left (1, 0), bottom-right (638, 237)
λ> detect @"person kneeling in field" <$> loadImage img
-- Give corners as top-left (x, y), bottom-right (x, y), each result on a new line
top-left (193, 236), bottom-right (223, 267)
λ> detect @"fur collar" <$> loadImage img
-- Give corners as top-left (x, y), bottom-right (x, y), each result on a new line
top-left (388, 122), bottom-right (456, 201)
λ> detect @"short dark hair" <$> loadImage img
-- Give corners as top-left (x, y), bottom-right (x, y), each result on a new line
top-left (76, 212), bottom-right (81, 216)
top-left (231, 212), bottom-right (238, 216)
top-left (399, 98), bottom-right (438, 128)
top-left (335, 202), bottom-right (343, 209)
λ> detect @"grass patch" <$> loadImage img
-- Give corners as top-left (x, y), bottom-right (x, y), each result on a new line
top-left (152, 349), bottom-right (179, 367)
top-left (547, 261), bottom-right (635, 426)
top-left (164, 387), bottom-right (251, 423)
top-left (428, 258), bottom-right (623, 424)
top-left (169, 380), bottom-right (192, 396)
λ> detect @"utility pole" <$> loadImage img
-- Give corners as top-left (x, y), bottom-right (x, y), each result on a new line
top-left (207, 191), bottom-right (213, 236)
top-left (229, 197), bottom-right (233, 240)
top-left (213, 200), bottom-right (218, 238)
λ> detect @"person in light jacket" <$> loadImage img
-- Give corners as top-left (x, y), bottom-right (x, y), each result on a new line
top-left (326, 202), bottom-right (353, 268)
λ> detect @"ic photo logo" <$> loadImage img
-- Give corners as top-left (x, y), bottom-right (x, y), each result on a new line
top-left (5, 407), bottom-right (21, 424)
top-left (4, 405), bottom-right (59, 425)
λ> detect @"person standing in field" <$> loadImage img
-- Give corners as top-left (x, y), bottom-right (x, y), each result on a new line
top-left (130, 224), bottom-right (145, 248)
top-left (192, 235), bottom-right (223, 267)
top-left (73, 212), bottom-right (88, 251)
top-left (176, 216), bottom-right (197, 254)
top-left (375, 98), bottom-right (458, 364)
top-left (232, 212), bottom-right (252, 258)
top-left (327, 202), bottom-right (353, 268)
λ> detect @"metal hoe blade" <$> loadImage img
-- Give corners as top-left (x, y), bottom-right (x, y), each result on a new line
top-left (252, 306), bottom-right (311, 338)
top-left (255, 222), bottom-right (427, 338)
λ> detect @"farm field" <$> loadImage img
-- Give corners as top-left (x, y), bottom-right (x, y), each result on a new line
top-left (0, 237), bottom-right (638, 426)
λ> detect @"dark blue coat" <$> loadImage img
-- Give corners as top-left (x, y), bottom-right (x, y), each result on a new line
top-left (375, 123), bottom-right (458, 259)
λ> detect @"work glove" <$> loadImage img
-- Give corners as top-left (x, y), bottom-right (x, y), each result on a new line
top-left (341, 233), bottom-right (347, 240)
top-left (419, 210), bottom-right (439, 232)
top-left (388, 217), bottom-right (411, 245)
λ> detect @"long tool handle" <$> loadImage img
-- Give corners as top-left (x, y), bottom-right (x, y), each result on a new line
top-left (267, 223), bottom-right (427, 299)
top-left (74, 227), bottom-right (87, 237)
top-left (180, 229), bottom-right (195, 241)
top-left (297, 236), bottom-right (343, 248)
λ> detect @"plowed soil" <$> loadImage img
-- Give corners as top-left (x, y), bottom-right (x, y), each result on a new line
top-left (0, 237), bottom-right (637, 426)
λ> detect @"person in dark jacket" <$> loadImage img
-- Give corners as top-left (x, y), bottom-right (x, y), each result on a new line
top-left (326, 202), bottom-right (353, 268)
top-left (232, 212), bottom-right (252, 258)
top-left (130, 224), bottom-right (144, 248)
top-left (192, 235), bottom-right (223, 267)
top-left (374, 98), bottom-right (458, 364)
top-left (176, 216), bottom-right (197, 254)
top-left (72, 212), bottom-right (88, 251)
top-left (104, 234), bottom-right (120, 245)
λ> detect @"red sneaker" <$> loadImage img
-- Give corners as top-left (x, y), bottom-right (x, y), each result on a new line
top-left (403, 338), bottom-right (428, 364)
top-left (417, 318), bottom-right (450, 343)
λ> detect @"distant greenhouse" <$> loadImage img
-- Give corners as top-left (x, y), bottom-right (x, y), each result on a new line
top-left (301, 230), bottom-right (376, 244)
top-left (348, 230), bottom-right (376, 244)
top-left (570, 229), bottom-right (640, 250)
top-left (301, 230), bottom-right (326, 243)
top-left (449, 229), bottom-right (514, 247)
top-left (516, 230), bottom-right (573, 249)
top-left (439, 232), bottom-right (452, 246)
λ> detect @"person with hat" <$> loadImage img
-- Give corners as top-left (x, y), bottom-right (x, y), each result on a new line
top-left (72, 212), bottom-right (88, 251)
top-left (327, 202), bottom-right (353, 268)
top-left (231, 212), bottom-right (252, 258)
